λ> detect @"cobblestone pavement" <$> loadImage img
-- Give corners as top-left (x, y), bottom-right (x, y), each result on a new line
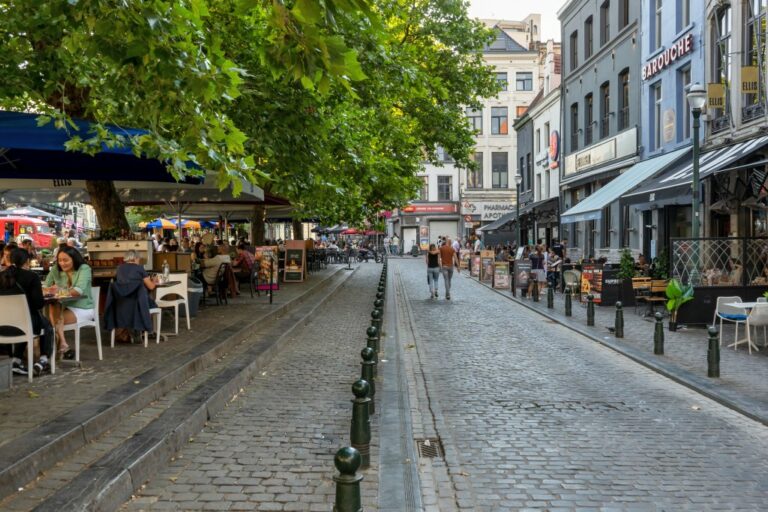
top-left (122, 263), bottom-right (381, 511)
top-left (394, 258), bottom-right (768, 511)
top-left (0, 267), bottom-right (339, 445)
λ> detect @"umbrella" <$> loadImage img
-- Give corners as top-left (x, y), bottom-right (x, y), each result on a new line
top-left (171, 219), bottom-right (201, 229)
top-left (199, 220), bottom-right (218, 228)
top-left (341, 228), bottom-right (360, 235)
top-left (0, 206), bottom-right (62, 222)
top-left (141, 218), bottom-right (176, 229)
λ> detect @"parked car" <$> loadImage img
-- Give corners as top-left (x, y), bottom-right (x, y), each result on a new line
top-left (1, 216), bottom-right (56, 248)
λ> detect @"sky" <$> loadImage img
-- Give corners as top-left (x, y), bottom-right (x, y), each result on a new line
top-left (467, 0), bottom-right (565, 42)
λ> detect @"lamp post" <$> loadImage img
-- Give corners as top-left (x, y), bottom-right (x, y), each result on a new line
top-left (687, 83), bottom-right (707, 285)
top-left (515, 173), bottom-right (523, 247)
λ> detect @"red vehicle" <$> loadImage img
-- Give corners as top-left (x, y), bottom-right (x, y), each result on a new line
top-left (1, 216), bottom-right (56, 248)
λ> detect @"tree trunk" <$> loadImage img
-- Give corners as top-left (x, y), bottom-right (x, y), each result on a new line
top-left (85, 181), bottom-right (131, 233)
top-left (291, 219), bottom-right (303, 240)
top-left (251, 204), bottom-right (266, 245)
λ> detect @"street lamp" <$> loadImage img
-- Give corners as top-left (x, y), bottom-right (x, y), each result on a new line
top-left (515, 173), bottom-right (523, 247)
top-left (686, 83), bottom-right (707, 240)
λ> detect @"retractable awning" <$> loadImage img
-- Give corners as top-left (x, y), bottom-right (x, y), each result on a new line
top-left (561, 147), bottom-right (689, 224)
top-left (623, 135), bottom-right (768, 203)
top-left (478, 211), bottom-right (517, 232)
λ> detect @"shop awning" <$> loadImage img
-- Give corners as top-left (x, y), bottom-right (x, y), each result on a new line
top-left (623, 135), bottom-right (768, 203)
top-left (561, 147), bottom-right (690, 224)
top-left (478, 211), bottom-right (517, 232)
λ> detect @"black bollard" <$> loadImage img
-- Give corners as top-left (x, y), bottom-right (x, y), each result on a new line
top-left (350, 379), bottom-right (371, 469)
top-left (333, 447), bottom-right (363, 512)
top-left (371, 309), bottom-right (383, 343)
top-left (376, 290), bottom-right (384, 301)
top-left (707, 326), bottom-right (720, 378)
top-left (614, 301), bottom-right (624, 338)
top-left (565, 288), bottom-right (572, 316)
top-left (361, 347), bottom-right (376, 415)
top-left (547, 286), bottom-right (554, 309)
top-left (653, 312), bottom-right (664, 355)
top-left (366, 325), bottom-right (379, 359)
top-left (374, 298), bottom-right (384, 313)
top-left (532, 278), bottom-right (539, 302)
top-left (586, 295), bottom-right (595, 326)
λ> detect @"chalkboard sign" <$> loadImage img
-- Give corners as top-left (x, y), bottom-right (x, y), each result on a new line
top-left (515, 261), bottom-right (531, 290)
top-left (284, 247), bottom-right (305, 282)
top-left (598, 266), bottom-right (621, 306)
top-left (580, 263), bottom-right (603, 303)
top-left (493, 262), bottom-right (510, 289)
top-left (480, 250), bottom-right (495, 282)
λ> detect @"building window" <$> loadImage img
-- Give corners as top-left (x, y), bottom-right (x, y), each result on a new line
top-left (570, 102), bottom-right (579, 151)
top-left (526, 152), bottom-right (533, 189)
top-left (681, 0), bottom-right (690, 28)
top-left (536, 128), bottom-right (541, 154)
top-left (536, 174), bottom-right (542, 201)
top-left (654, 0), bottom-right (663, 50)
top-left (418, 176), bottom-right (429, 200)
top-left (584, 16), bottom-right (594, 59)
top-left (619, 0), bottom-right (630, 29)
top-left (712, 6), bottom-right (732, 131)
top-left (584, 93), bottom-right (594, 146)
top-left (570, 31), bottom-right (578, 70)
top-left (491, 107), bottom-right (508, 135)
top-left (652, 82), bottom-right (662, 150)
top-left (600, 81), bottom-right (611, 138)
top-left (516, 72), bottom-right (533, 91)
top-left (679, 67), bottom-right (691, 141)
top-left (600, 1), bottom-right (610, 45)
top-left (467, 152), bottom-right (483, 188)
top-left (516, 105), bottom-right (528, 117)
top-left (544, 122), bottom-right (550, 152)
top-left (618, 68), bottom-right (630, 130)
top-left (437, 176), bottom-right (452, 201)
top-left (545, 169), bottom-right (550, 198)
top-left (743, 0), bottom-right (767, 121)
top-left (436, 146), bottom-right (452, 162)
top-left (466, 107), bottom-right (482, 134)
top-left (492, 152), bottom-right (509, 188)
top-left (495, 72), bottom-right (508, 92)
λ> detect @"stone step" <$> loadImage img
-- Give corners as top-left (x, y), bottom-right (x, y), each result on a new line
top-left (0, 266), bottom-right (351, 508)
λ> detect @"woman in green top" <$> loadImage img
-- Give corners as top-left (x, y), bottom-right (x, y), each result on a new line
top-left (44, 246), bottom-right (94, 359)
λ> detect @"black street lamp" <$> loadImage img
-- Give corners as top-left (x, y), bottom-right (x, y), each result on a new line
top-left (686, 83), bottom-right (707, 240)
top-left (515, 173), bottom-right (523, 247)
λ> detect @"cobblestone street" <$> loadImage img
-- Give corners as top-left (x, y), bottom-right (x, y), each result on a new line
top-left (393, 258), bottom-right (768, 511)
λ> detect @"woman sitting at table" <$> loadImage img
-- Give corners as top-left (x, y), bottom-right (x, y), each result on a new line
top-left (0, 248), bottom-right (54, 376)
top-left (201, 245), bottom-right (231, 288)
top-left (44, 246), bottom-right (94, 360)
top-left (109, 250), bottom-right (159, 343)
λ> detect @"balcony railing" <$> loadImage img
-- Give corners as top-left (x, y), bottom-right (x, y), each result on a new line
top-left (743, 103), bottom-right (766, 123)
top-left (601, 116), bottom-right (610, 138)
top-left (711, 114), bottom-right (731, 134)
top-left (584, 126), bottom-right (593, 146)
top-left (618, 106), bottom-right (630, 131)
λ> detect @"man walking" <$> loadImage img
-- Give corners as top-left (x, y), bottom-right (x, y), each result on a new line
top-left (439, 236), bottom-right (460, 300)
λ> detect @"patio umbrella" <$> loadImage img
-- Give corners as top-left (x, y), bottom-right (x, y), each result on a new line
top-left (341, 228), bottom-right (360, 235)
top-left (199, 220), bottom-right (218, 228)
top-left (143, 218), bottom-right (176, 229)
top-left (171, 219), bottom-right (201, 229)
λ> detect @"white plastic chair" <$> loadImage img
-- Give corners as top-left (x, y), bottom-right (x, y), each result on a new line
top-left (110, 308), bottom-right (161, 347)
top-left (745, 303), bottom-right (768, 354)
top-left (63, 286), bottom-right (103, 362)
top-left (712, 296), bottom-right (746, 347)
top-left (0, 295), bottom-right (35, 382)
top-left (155, 274), bottom-right (190, 335)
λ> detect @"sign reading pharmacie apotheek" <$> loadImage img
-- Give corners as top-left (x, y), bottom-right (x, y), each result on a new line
top-left (461, 201), bottom-right (514, 221)
top-left (642, 33), bottom-right (693, 81)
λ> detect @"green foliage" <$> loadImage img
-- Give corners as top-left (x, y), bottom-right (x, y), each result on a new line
top-left (126, 207), bottom-right (163, 231)
top-left (665, 278), bottom-right (694, 321)
top-left (617, 249), bottom-right (636, 280)
top-left (651, 248), bottom-right (670, 279)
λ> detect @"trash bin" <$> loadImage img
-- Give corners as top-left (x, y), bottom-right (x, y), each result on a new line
top-left (186, 277), bottom-right (204, 318)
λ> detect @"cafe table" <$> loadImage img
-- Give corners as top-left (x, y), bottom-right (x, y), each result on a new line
top-left (724, 302), bottom-right (763, 353)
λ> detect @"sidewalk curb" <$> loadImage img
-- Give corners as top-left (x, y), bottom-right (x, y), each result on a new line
top-left (0, 267), bottom-right (347, 501)
top-left (33, 266), bottom-right (360, 512)
top-left (466, 275), bottom-right (768, 427)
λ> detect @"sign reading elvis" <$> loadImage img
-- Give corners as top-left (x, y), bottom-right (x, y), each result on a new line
top-left (642, 33), bottom-right (693, 81)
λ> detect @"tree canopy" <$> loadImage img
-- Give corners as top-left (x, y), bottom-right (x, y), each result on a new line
top-left (0, 0), bottom-right (498, 227)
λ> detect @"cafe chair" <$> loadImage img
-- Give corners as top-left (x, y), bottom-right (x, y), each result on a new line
top-left (0, 295), bottom-right (35, 382)
top-left (712, 296), bottom-right (746, 347)
top-left (105, 282), bottom-right (162, 348)
top-left (249, 261), bottom-right (261, 298)
top-left (744, 302), bottom-right (768, 354)
top-left (63, 286), bottom-right (103, 362)
top-left (155, 274), bottom-right (190, 335)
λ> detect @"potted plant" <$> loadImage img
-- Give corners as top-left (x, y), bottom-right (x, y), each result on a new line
top-left (616, 248), bottom-right (636, 306)
top-left (666, 278), bottom-right (694, 331)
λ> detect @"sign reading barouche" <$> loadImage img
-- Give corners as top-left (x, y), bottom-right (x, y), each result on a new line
top-left (642, 33), bottom-right (693, 81)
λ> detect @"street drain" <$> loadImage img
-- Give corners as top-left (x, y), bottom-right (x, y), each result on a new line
top-left (415, 438), bottom-right (443, 458)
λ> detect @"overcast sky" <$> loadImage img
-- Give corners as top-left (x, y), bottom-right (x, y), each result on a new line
top-left (467, 0), bottom-right (565, 42)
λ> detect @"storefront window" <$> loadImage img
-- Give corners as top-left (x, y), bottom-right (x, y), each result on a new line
top-left (752, 208), bottom-right (768, 237)
top-left (669, 206), bottom-right (692, 239)
top-left (711, 6), bottom-right (732, 132)
top-left (743, 0), bottom-right (767, 121)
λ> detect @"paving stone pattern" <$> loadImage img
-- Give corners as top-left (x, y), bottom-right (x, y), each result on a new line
top-left (394, 258), bottom-right (768, 511)
top-left (122, 263), bottom-right (381, 511)
top-left (0, 267), bottom-right (338, 445)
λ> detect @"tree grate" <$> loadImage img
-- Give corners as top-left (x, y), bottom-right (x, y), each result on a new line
top-left (415, 437), bottom-right (443, 458)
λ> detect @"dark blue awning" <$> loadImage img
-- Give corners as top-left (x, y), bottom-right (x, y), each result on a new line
top-left (0, 111), bottom-right (200, 183)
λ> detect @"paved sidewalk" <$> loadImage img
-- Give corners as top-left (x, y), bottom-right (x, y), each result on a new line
top-left (122, 263), bottom-right (381, 511)
top-left (0, 266), bottom-right (340, 445)
top-left (475, 277), bottom-right (768, 424)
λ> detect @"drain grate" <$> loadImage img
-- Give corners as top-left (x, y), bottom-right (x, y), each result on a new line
top-left (415, 437), bottom-right (443, 458)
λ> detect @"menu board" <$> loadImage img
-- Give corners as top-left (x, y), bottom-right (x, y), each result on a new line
top-left (580, 263), bottom-right (603, 303)
top-left (283, 240), bottom-right (306, 282)
top-left (515, 260), bottom-right (531, 291)
top-left (254, 246), bottom-right (279, 291)
top-left (480, 250), bottom-right (495, 283)
top-left (459, 249), bottom-right (471, 270)
top-left (471, 255), bottom-right (481, 277)
top-left (493, 262), bottom-right (510, 289)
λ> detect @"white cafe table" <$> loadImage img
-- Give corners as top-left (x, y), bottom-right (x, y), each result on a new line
top-left (724, 302), bottom-right (762, 352)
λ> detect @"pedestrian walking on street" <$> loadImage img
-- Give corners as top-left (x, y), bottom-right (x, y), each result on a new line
top-left (425, 243), bottom-right (441, 299)
top-left (439, 237), bottom-right (460, 300)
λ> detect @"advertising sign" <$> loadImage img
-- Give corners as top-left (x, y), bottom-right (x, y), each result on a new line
top-left (493, 262), bottom-right (510, 289)
top-left (419, 225), bottom-right (430, 250)
top-left (742, 66), bottom-right (759, 94)
top-left (254, 246), bottom-right (279, 291)
top-left (480, 250), bottom-right (495, 282)
top-left (549, 130), bottom-right (560, 169)
top-left (459, 249), bottom-right (471, 270)
top-left (284, 248), bottom-right (304, 282)
top-left (471, 255), bottom-right (481, 277)
top-left (515, 261), bottom-right (532, 291)
top-left (461, 201), bottom-right (515, 221)
top-left (708, 83), bottom-right (726, 109)
top-left (580, 263), bottom-right (603, 303)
